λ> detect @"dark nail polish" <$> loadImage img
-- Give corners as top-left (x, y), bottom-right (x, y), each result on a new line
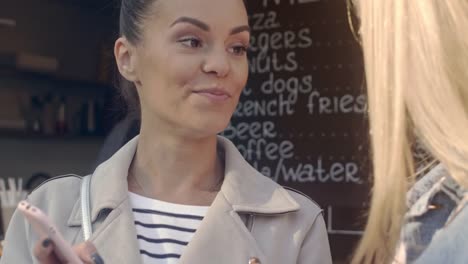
top-left (42, 238), bottom-right (52, 248)
top-left (91, 253), bottom-right (105, 264)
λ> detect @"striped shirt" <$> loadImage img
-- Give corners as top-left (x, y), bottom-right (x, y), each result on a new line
top-left (129, 192), bottom-right (209, 264)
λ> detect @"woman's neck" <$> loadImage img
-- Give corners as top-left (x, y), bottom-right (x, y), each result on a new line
top-left (128, 126), bottom-right (223, 205)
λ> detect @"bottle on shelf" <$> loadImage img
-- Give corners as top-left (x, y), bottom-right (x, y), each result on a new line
top-left (26, 95), bottom-right (43, 134)
top-left (41, 93), bottom-right (56, 136)
top-left (55, 96), bottom-right (67, 135)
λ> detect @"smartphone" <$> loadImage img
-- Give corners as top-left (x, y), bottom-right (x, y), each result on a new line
top-left (17, 200), bottom-right (84, 264)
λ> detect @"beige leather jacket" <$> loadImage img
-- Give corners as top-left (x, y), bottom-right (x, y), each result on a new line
top-left (1, 136), bottom-right (332, 264)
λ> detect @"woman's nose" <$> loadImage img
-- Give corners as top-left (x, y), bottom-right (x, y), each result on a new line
top-left (202, 48), bottom-right (230, 78)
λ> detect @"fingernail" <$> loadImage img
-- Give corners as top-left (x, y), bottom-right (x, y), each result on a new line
top-left (91, 252), bottom-right (105, 264)
top-left (42, 238), bottom-right (52, 248)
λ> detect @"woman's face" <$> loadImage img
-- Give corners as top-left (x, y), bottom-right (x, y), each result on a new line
top-left (132, 0), bottom-right (250, 138)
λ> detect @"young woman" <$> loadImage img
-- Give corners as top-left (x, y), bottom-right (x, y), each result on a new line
top-left (1, 0), bottom-right (332, 263)
top-left (351, 0), bottom-right (468, 263)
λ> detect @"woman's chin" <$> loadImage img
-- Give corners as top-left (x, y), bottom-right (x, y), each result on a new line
top-left (188, 118), bottom-right (231, 138)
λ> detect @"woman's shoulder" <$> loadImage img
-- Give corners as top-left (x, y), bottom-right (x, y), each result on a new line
top-left (282, 186), bottom-right (323, 218)
top-left (1, 175), bottom-right (85, 263)
top-left (402, 164), bottom-right (468, 262)
top-left (28, 174), bottom-right (84, 211)
top-left (406, 163), bottom-right (446, 208)
top-left (240, 165), bottom-right (323, 216)
top-left (412, 202), bottom-right (468, 263)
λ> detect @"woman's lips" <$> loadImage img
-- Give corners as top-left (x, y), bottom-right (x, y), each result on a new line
top-left (193, 88), bottom-right (231, 102)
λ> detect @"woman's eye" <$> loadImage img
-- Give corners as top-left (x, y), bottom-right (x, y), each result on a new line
top-left (230, 45), bottom-right (248, 56)
top-left (178, 37), bottom-right (203, 48)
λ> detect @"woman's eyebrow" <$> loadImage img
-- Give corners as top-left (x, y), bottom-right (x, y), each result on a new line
top-left (170, 16), bottom-right (250, 36)
top-left (170, 17), bottom-right (210, 31)
top-left (230, 25), bottom-right (250, 35)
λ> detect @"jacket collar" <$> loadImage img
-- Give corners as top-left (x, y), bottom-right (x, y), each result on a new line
top-left (218, 136), bottom-right (300, 214)
top-left (68, 135), bottom-right (299, 226)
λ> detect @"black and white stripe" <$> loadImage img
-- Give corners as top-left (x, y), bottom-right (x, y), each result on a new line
top-left (129, 192), bottom-right (209, 264)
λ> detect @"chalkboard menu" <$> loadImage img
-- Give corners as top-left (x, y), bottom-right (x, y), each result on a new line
top-left (222, 0), bottom-right (369, 262)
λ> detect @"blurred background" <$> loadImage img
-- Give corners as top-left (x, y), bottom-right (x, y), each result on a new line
top-left (0, 0), bottom-right (368, 262)
top-left (0, 0), bottom-right (120, 188)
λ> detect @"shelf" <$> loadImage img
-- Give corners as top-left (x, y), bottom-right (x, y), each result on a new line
top-left (0, 130), bottom-right (105, 142)
top-left (0, 67), bottom-right (114, 96)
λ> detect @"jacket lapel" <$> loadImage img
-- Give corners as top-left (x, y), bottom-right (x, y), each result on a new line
top-left (68, 136), bottom-right (142, 263)
top-left (86, 136), bottom-right (142, 263)
top-left (179, 137), bottom-right (300, 263)
top-left (67, 135), bottom-right (301, 264)
top-left (88, 199), bottom-right (142, 263)
top-left (179, 193), bottom-right (267, 264)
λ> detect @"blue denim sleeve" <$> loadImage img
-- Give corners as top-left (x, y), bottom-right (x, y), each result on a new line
top-left (402, 191), bottom-right (457, 262)
top-left (413, 206), bottom-right (468, 264)
top-left (401, 164), bottom-right (468, 264)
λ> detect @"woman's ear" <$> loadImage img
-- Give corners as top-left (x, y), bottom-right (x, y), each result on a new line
top-left (114, 37), bottom-right (139, 82)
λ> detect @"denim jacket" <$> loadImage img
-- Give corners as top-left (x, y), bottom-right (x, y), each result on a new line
top-left (400, 164), bottom-right (468, 263)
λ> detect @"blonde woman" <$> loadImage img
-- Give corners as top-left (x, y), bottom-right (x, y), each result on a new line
top-left (349, 0), bottom-right (468, 263)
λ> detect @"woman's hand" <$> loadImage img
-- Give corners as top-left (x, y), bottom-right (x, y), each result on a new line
top-left (33, 237), bottom-right (104, 264)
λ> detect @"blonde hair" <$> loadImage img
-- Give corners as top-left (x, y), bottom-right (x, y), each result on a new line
top-left (351, 0), bottom-right (468, 263)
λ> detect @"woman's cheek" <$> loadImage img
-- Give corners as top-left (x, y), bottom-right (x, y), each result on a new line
top-left (232, 58), bottom-right (248, 79)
